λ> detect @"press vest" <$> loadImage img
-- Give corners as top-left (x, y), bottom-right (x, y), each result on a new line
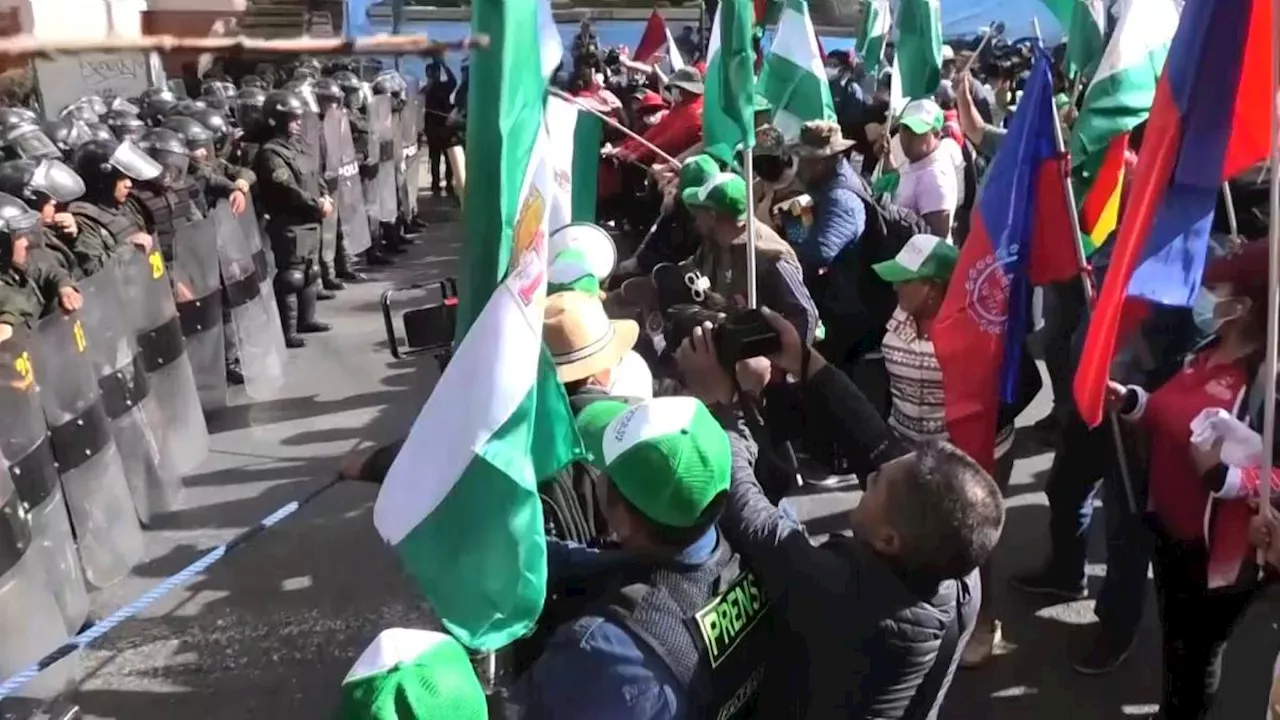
top-left (598, 539), bottom-right (774, 720)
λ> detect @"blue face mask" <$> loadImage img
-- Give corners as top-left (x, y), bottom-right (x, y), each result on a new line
top-left (1192, 286), bottom-right (1225, 334)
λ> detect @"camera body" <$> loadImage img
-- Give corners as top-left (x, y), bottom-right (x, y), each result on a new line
top-left (663, 304), bottom-right (781, 370)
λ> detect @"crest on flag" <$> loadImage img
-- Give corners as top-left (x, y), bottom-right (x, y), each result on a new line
top-left (964, 245), bottom-right (1020, 335)
top-left (510, 187), bottom-right (548, 306)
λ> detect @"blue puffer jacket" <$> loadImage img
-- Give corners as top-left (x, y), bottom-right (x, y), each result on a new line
top-left (791, 156), bottom-right (866, 274)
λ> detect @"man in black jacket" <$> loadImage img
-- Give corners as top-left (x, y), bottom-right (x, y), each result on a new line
top-left (675, 308), bottom-right (1005, 718)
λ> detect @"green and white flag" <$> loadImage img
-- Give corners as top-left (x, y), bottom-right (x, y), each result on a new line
top-left (373, 0), bottom-right (584, 652)
top-left (544, 95), bottom-right (602, 225)
top-left (758, 0), bottom-right (835, 141)
top-left (857, 0), bottom-right (892, 79)
top-left (1070, 0), bottom-right (1179, 175)
top-left (895, 0), bottom-right (943, 100)
top-left (1066, 0), bottom-right (1108, 78)
top-left (704, 0), bottom-right (757, 164)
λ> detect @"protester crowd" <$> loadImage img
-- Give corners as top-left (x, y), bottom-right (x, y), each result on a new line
top-left (2, 7), bottom-right (1279, 720)
top-left (341, 13), bottom-right (1280, 720)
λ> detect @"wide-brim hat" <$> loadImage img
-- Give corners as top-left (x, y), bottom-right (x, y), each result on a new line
top-left (668, 67), bottom-right (705, 95)
top-left (544, 291), bottom-right (639, 383)
top-left (787, 120), bottom-right (855, 158)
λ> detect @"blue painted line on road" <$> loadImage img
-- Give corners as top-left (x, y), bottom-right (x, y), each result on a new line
top-left (0, 475), bottom-right (346, 700)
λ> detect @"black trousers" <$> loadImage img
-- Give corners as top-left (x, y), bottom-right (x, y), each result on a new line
top-left (428, 136), bottom-right (453, 191)
top-left (1151, 523), bottom-right (1258, 719)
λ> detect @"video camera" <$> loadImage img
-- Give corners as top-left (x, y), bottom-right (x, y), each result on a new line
top-left (651, 263), bottom-right (781, 369)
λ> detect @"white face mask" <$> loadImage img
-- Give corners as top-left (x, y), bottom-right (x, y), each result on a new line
top-left (1192, 286), bottom-right (1237, 334)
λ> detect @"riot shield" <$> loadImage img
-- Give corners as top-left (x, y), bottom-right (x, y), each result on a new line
top-left (120, 249), bottom-right (209, 479)
top-left (299, 111), bottom-right (324, 187)
top-left (399, 91), bottom-right (422, 213)
top-left (213, 201), bottom-right (286, 401)
top-left (77, 258), bottom-right (179, 525)
top-left (368, 96), bottom-right (398, 223)
top-left (235, 194), bottom-right (285, 340)
top-left (324, 109), bottom-right (372, 255)
top-left (0, 326), bottom-right (88, 639)
top-left (32, 311), bottom-right (145, 588)
top-left (171, 216), bottom-right (228, 411)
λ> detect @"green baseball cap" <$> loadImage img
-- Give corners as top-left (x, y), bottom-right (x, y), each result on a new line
top-left (337, 629), bottom-right (486, 720)
top-left (681, 171), bottom-right (749, 220)
top-left (547, 248), bottom-right (602, 296)
top-left (678, 154), bottom-right (721, 193)
top-left (576, 397), bottom-right (731, 528)
top-left (898, 98), bottom-right (944, 135)
top-left (872, 233), bottom-right (958, 283)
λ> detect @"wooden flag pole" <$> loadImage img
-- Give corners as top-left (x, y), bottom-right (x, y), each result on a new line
top-left (0, 33), bottom-right (488, 62)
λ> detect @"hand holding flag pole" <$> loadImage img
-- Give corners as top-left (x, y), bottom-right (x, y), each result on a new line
top-left (1037, 15), bottom-right (1140, 514)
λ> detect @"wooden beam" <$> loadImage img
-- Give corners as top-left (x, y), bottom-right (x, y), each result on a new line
top-left (0, 33), bottom-right (488, 62)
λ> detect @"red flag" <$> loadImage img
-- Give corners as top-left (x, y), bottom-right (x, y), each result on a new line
top-left (634, 10), bottom-right (669, 64)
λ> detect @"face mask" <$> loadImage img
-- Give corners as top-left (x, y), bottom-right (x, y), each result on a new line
top-left (1192, 286), bottom-right (1228, 334)
top-left (825, 67), bottom-right (841, 81)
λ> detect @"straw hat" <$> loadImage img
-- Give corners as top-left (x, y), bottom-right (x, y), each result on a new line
top-left (544, 291), bottom-right (639, 383)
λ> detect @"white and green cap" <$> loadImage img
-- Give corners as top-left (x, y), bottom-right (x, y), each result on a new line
top-left (872, 233), bottom-right (958, 283)
top-left (576, 397), bottom-right (731, 528)
top-left (547, 222), bottom-right (617, 282)
top-left (547, 248), bottom-right (602, 296)
top-left (898, 98), bottom-right (945, 135)
top-left (680, 171), bottom-right (749, 220)
top-left (337, 629), bottom-right (486, 720)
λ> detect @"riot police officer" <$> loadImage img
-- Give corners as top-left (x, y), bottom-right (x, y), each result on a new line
top-left (66, 138), bottom-right (160, 276)
top-left (162, 116), bottom-right (251, 214)
top-left (1, 123), bottom-right (61, 162)
top-left (103, 109), bottom-right (146, 142)
top-left (335, 72), bottom-right (391, 267)
top-left (43, 118), bottom-right (91, 159)
top-left (233, 87), bottom-right (268, 169)
top-left (313, 77), bottom-right (361, 290)
top-left (370, 73), bottom-right (409, 258)
top-left (254, 89), bottom-right (333, 347)
top-left (0, 191), bottom-right (82, 344)
top-left (0, 158), bottom-right (87, 277)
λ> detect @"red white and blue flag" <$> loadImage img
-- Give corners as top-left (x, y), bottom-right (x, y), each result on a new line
top-left (1073, 0), bottom-right (1274, 428)
top-left (932, 47), bottom-right (1078, 472)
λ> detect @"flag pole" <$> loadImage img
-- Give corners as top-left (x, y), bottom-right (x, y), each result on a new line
top-left (744, 149), bottom-right (759, 308)
top-left (1257, 0), bottom-right (1280, 514)
top-left (1039, 15), bottom-right (1139, 514)
top-left (548, 88), bottom-right (683, 167)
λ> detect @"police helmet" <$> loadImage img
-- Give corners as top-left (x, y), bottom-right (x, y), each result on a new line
top-left (43, 118), bottom-right (93, 157)
top-left (241, 74), bottom-right (268, 91)
top-left (200, 92), bottom-right (229, 112)
top-left (332, 71), bottom-right (365, 110)
top-left (0, 191), bottom-right (41, 265)
top-left (72, 138), bottom-right (163, 198)
top-left (136, 128), bottom-right (190, 187)
top-left (236, 87), bottom-right (268, 132)
top-left (108, 96), bottom-right (140, 115)
top-left (281, 80), bottom-right (320, 114)
top-left (161, 116), bottom-right (216, 162)
top-left (85, 122), bottom-right (116, 143)
top-left (292, 66), bottom-right (319, 82)
top-left (139, 86), bottom-right (177, 106)
top-left (2, 124), bottom-right (61, 161)
top-left (263, 89), bottom-right (308, 135)
top-left (0, 158), bottom-right (86, 209)
top-left (60, 102), bottom-right (99, 125)
top-left (0, 107), bottom-right (37, 132)
top-left (185, 108), bottom-right (231, 150)
top-left (103, 110), bottom-right (146, 142)
top-left (313, 77), bottom-right (342, 111)
top-left (172, 99), bottom-right (208, 116)
top-left (140, 97), bottom-right (178, 127)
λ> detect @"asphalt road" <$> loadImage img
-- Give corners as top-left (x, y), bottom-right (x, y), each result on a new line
top-left (3, 196), bottom-right (1277, 719)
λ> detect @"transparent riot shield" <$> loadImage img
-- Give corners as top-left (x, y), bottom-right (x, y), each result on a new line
top-left (400, 92), bottom-right (423, 212)
top-left (171, 216), bottom-right (228, 411)
top-left (0, 448), bottom-right (76, 697)
top-left (300, 111), bottom-right (324, 188)
top-left (212, 201), bottom-right (286, 401)
top-left (235, 194), bottom-right (285, 340)
top-left (0, 326), bottom-right (87, 643)
top-left (324, 109), bottom-right (372, 255)
top-left (77, 258), bottom-right (178, 525)
top-left (120, 249), bottom-right (209, 479)
top-left (368, 95), bottom-right (398, 223)
top-left (32, 312), bottom-right (145, 588)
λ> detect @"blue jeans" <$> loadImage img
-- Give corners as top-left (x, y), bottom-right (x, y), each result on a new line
top-left (1045, 413), bottom-right (1152, 643)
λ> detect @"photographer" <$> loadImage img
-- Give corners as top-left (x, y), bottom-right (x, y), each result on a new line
top-left (674, 308), bottom-right (1003, 718)
top-left (683, 170), bottom-right (818, 344)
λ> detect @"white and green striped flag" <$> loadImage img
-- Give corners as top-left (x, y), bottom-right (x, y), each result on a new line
top-left (858, 0), bottom-right (892, 78)
top-left (758, 0), bottom-right (836, 140)
top-left (1066, 0), bottom-right (1108, 78)
top-left (703, 0), bottom-right (757, 164)
top-left (373, 0), bottom-right (584, 652)
top-left (544, 95), bottom-right (602, 226)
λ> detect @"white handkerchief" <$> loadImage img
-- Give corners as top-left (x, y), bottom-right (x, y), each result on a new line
top-left (1189, 408), bottom-right (1264, 467)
